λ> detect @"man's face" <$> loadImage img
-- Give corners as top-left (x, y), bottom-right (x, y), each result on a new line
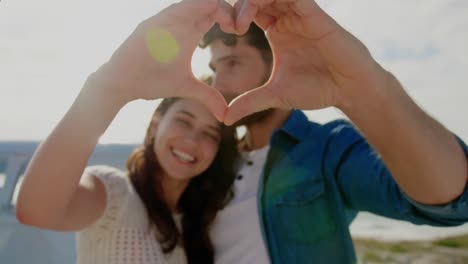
top-left (209, 37), bottom-right (270, 103)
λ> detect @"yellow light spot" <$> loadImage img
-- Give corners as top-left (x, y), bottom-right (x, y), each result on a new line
top-left (145, 28), bottom-right (180, 63)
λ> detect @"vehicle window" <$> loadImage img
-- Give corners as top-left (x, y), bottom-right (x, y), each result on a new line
top-left (0, 158), bottom-right (6, 189)
top-left (10, 160), bottom-right (29, 207)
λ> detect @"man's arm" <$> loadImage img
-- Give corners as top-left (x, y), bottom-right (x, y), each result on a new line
top-left (226, 0), bottom-right (467, 205)
top-left (325, 120), bottom-right (468, 225)
top-left (338, 70), bottom-right (467, 205)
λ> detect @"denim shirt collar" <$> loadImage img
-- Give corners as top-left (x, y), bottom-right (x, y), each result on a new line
top-left (276, 109), bottom-right (316, 143)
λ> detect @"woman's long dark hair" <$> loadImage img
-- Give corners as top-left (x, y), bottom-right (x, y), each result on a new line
top-left (126, 97), bottom-right (238, 264)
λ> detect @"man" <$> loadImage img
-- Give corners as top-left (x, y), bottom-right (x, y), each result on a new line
top-left (201, 0), bottom-right (468, 263)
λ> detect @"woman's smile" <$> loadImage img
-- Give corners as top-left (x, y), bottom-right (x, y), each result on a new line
top-left (171, 147), bottom-right (197, 164)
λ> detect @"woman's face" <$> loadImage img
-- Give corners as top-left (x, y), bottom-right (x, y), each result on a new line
top-left (153, 99), bottom-right (221, 182)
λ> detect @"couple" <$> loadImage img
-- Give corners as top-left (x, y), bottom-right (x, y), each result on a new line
top-left (16, 0), bottom-right (468, 263)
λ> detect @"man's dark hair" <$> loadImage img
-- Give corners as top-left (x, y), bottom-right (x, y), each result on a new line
top-left (200, 23), bottom-right (273, 66)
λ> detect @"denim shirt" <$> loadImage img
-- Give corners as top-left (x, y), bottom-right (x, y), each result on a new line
top-left (258, 110), bottom-right (468, 264)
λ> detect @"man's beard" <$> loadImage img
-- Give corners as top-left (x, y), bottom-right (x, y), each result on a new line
top-left (232, 108), bottom-right (274, 127)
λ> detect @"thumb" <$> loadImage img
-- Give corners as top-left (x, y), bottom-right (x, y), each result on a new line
top-left (179, 79), bottom-right (228, 122)
top-left (224, 87), bottom-right (278, 126)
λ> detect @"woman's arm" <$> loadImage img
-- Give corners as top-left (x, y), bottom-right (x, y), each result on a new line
top-left (15, 0), bottom-right (233, 231)
top-left (16, 77), bottom-right (126, 231)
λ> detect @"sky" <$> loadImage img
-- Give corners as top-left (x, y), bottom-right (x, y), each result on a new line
top-left (1, 0), bottom-right (467, 144)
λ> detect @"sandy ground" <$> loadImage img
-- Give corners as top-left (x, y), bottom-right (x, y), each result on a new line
top-left (353, 235), bottom-right (468, 264)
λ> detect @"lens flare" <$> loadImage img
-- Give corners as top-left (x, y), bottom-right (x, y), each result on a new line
top-left (145, 28), bottom-right (180, 63)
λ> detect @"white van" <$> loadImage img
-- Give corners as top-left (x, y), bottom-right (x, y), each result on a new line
top-left (0, 142), bottom-right (136, 264)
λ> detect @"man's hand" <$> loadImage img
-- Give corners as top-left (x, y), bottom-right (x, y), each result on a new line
top-left (93, 0), bottom-right (236, 121)
top-left (224, 0), bottom-right (385, 125)
top-left (225, 0), bottom-right (468, 205)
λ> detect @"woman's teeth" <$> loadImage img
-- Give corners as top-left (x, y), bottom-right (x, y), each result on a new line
top-left (172, 148), bottom-right (195, 162)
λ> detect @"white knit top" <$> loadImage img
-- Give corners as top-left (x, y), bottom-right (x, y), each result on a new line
top-left (76, 166), bottom-right (186, 264)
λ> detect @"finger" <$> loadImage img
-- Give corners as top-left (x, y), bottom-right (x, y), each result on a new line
top-left (182, 79), bottom-right (229, 122)
top-left (233, 0), bottom-right (244, 21)
top-left (218, 21), bottom-right (237, 35)
top-left (179, 0), bottom-right (219, 18)
top-left (290, 0), bottom-right (324, 17)
top-left (187, 0), bottom-right (236, 37)
top-left (233, 0), bottom-right (243, 15)
top-left (224, 87), bottom-right (278, 125)
top-left (265, 3), bottom-right (288, 16)
top-left (254, 10), bottom-right (276, 31)
top-left (235, 0), bottom-right (259, 35)
top-left (151, 0), bottom-right (218, 27)
top-left (274, 2), bottom-right (290, 13)
top-left (213, 0), bottom-right (236, 34)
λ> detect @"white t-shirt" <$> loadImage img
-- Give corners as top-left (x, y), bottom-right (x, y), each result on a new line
top-left (76, 166), bottom-right (186, 264)
top-left (210, 145), bottom-right (271, 264)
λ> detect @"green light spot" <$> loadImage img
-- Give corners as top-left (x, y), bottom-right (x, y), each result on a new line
top-left (145, 28), bottom-right (180, 63)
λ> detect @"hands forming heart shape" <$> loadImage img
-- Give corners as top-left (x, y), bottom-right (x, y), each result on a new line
top-left (96, 0), bottom-right (383, 125)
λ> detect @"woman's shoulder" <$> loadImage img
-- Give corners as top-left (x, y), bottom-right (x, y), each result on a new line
top-left (85, 165), bottom-right (127, 181)
top-left (84, 165), bottom-right (132, 212)
top-left (84, 165), bottom-right (150, 227)
top-left (85, 165), bottom-right (131, 191)
top-left (78, 166), bottom-right (153, 244)
top-left (80, 165), bottom-right (130, 227)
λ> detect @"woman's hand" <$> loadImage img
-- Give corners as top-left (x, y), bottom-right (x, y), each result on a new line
top-left (94, 0), bottom-right (236, 121)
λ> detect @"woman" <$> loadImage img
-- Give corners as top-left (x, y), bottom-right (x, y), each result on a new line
top-left (16, 1), bottom-right (240, 262)
top-left (17, 96), bottom-right (237, 264)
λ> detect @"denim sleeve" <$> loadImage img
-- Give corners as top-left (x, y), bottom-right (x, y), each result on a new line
top-left (323, 121), bottom-right (468, 226)
top-left (401, 135), bottom-right (468, 225)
